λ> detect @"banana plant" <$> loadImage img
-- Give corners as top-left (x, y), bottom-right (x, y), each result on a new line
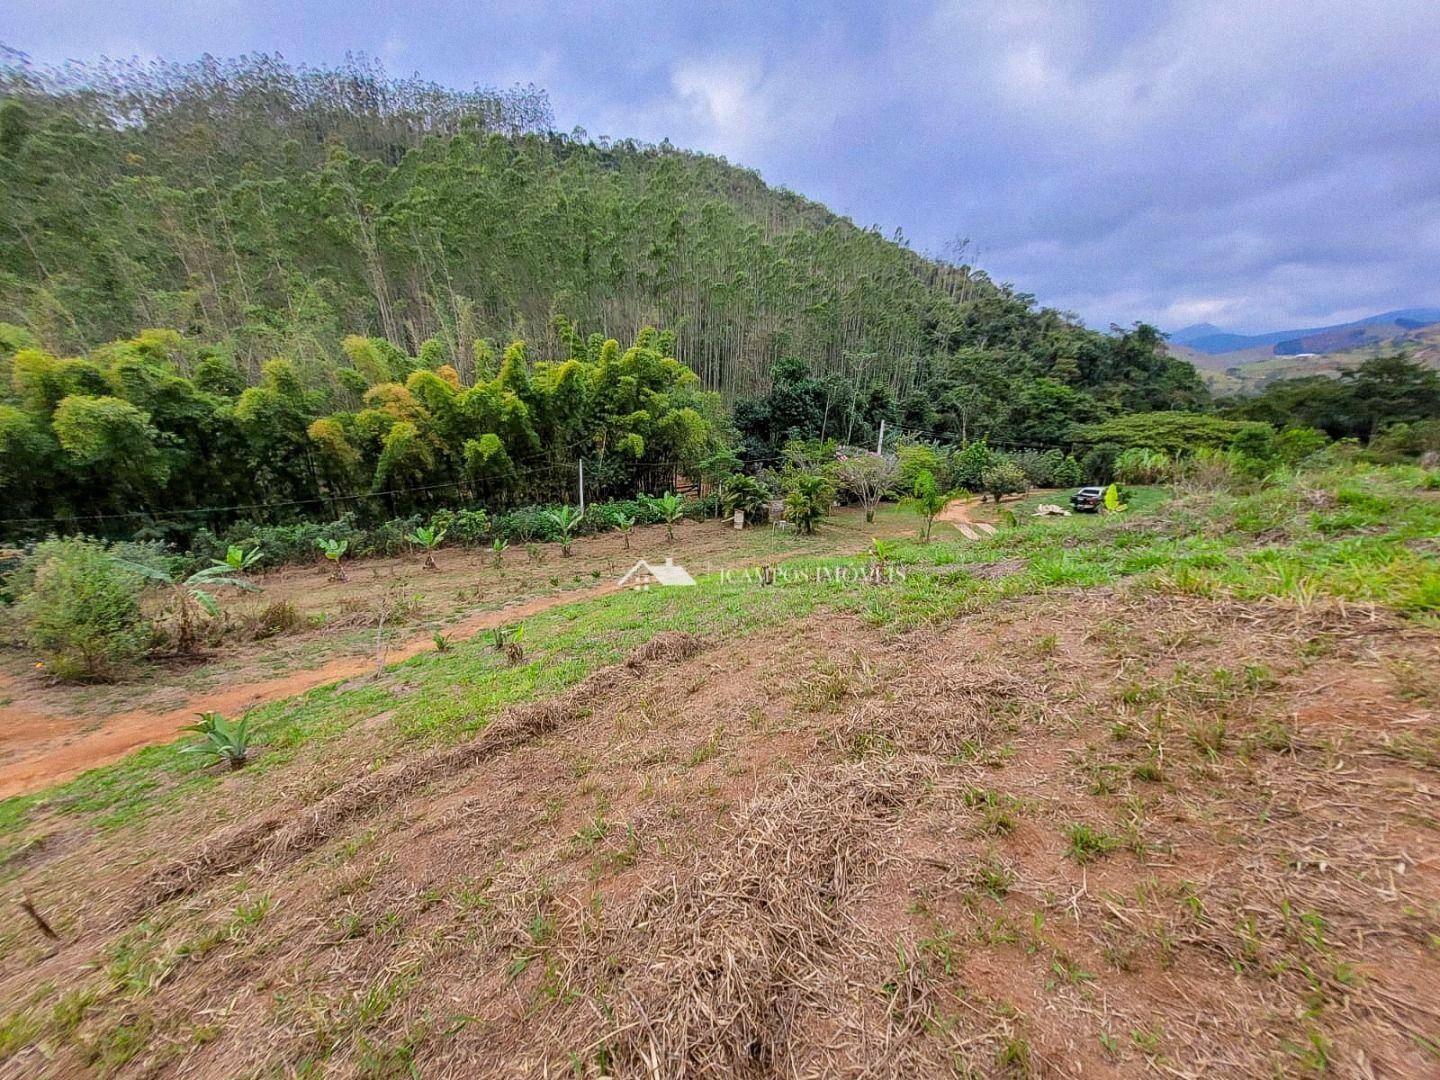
top-left (614, 512), bottom-right (636, 551)
top-left (491, 536), bottom-right (509, 569)
top-left (644, 491), bottom-right (686, 540)
top-left (490, 622), bottom-right (525, 665)
top-left (317, 538), bottom-right (349, 580)
top-left (405, 524), bottom-right (446, 569)
top-left (542, 505), bottom-right (584, 556)
top-left (115, 554), bottom-right (261, 654)
top-left (180, 711), bottom-right (253, 769)
top-left (216, 544), bottom-right (263, 572)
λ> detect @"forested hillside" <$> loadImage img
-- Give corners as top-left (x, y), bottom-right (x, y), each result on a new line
top-left (0, 51), bottom-right (1213, 536)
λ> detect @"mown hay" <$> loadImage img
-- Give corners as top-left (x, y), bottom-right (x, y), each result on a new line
top-left (542, 762), bottom-right (942, 1076)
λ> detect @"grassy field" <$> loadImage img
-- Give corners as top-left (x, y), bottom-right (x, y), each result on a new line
top-left (0, 464), bottom-right (1438, 1076)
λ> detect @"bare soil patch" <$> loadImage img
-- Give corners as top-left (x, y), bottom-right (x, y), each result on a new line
top-left (0, 509), bottom-right (913, 795)
top-left (3, 588), bottom-right (1437, 1076)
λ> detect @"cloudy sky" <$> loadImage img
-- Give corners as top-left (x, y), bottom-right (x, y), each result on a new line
top-left (3, 0), bottom-right (1438, 332)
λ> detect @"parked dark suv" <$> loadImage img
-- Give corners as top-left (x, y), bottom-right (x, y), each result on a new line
top-left (1070, 486), bottom-right (1106, 513)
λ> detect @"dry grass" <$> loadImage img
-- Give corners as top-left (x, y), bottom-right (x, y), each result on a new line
top-left (4, 594), bottom-right (1439, 1077)
top-left (137, 632), bottom-right (704, 912)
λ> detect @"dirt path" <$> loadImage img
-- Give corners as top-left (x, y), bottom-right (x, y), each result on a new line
top-left (936, 496), bottom-right (998, 539)
top-left (938, 490), bottom-right (1062, 538)
top-left (0, 584), bottom-right (618, 799)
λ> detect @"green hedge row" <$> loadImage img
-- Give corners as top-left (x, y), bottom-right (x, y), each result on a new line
top-left (188, 494), bottom-right (722, 569)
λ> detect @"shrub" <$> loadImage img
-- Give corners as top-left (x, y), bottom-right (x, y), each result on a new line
top-left (1114, 447), bottom-right (1173, 485)
top-left (782, 473), bottom-right (834, 535)
top-left (980, 460), bottom-right (1029, 503)
top-left (950, 440), bottom-right (996, 490)
top-left (1177, 447), bottom-right (1237, 490)
top-left (427, 507), bottom-right (488, 546)
top-left (1080, 442), bottom-right (1122, 485)
top-left (1273, 426), bottom-right (1329, 466)
top-left (180, 711), bottom-right (253, 769)
top-left (17, 538), bottom-right (150, 681)
top-left (721, 474), bottom-right (771, 523)
top-left (1053, 454), bottom-right (1084, 487)
top-left (1011, 449), bottom-right (1066, 488)
top-left (244, 600), bottom-right (305, 640)
top-left (897, 444), bottom-right (945, 490)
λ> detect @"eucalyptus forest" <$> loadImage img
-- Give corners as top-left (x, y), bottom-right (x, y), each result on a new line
top-left (0, 51), bottom-right (1219, 536)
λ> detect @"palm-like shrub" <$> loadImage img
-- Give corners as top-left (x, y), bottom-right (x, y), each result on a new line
top-left (405, 524), bottom-right (446, 568)
top-left (783, 473), bottom-right (834, 535)
top-left (116, 551), bottom-right (261, 654)
top-left (645, 492), bottom-right (687, 540)
top-left (721, 474), bottom-right (771, 524)
top-left (490, 622), bottom-right (525, 665)
top-left (180, 711), bottom-right (253, 769)
top-left (542, 506), bottom-right (584, 556)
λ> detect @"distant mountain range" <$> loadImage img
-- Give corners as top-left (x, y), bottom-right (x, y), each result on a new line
top-left (1164, 308), bottom-right (1440, 394)
top-left (1169, 308), bottom-right (1440, 358)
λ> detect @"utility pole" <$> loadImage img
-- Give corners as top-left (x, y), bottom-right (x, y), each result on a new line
top-left (876, 419), bottom-right (886, 455)
top-left (578, 459), bottom-right (586, 514)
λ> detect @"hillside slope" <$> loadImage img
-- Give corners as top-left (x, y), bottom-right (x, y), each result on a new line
top-left (1, 51), bottom-right (1101, 401)
top-left (1, 467), bottom-right (1437, 1075)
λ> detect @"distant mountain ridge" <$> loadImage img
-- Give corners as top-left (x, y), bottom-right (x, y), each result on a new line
top-left (1170, 308), bottom-right (1440, 357)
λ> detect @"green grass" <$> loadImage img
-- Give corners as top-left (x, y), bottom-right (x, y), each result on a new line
top-left (2, 463), bottom-right (1436, 851)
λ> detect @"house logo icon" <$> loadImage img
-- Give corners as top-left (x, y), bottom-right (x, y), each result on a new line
top-left (617, 556), bottom-right (696, 589)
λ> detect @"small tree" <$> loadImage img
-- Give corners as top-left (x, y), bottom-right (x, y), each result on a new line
top-left (832, 451), bottom-right (898, 523)
top-left (904, 470), bottom-right (949, 542)
top-left (116, 552), bottom-right (261, 654)
top-left (491, 536), bottom-right (509, 568)
top-left (318, 538), bottom-right (349, 581)
top-left (542, 506), bottom-right (584, 556)
top-left (980, 461), bottom-right (1029, 504)
top-left (405, 525), bottom-right (446, 569)
top-left (783, 472), bottom-right (834, 535)
top-left (950, 440), bottom-right (996, 491)
top-left (645, 492), bottom-right (687, 540)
